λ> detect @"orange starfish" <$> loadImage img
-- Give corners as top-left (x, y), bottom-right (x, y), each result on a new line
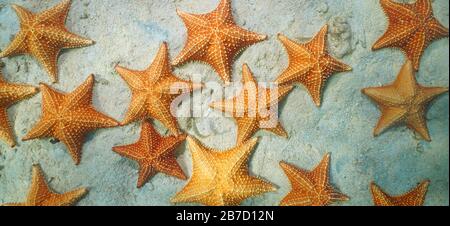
top-left (115, 42), bottom-right (201, 136)
top-left (23, 75), bottom-right (119, 165)
top-left (2, 164), bottom-right (88, 206)
top-left (362, 60), bottom-right (448, 141)
top-left (172, 0), bottom-right (267, 84)
top-left (276, 25), bottom-right (352, 107)
top-left (112, 121), bottom-right (187, 188)
top-left (210, 64), bottom-right (293, 144)
top-left (279, 153), bottom-right (349, 206)
top-left (0, 70), bottom-right (39, 147)
top-left (171, 136), bottom-right (276, 206)
top-left (373, 0), bottom-right (449, 70)
top-left (370, 180), bottom-right (430, 206)
top-left (0, 0), bottom-right (94, 83)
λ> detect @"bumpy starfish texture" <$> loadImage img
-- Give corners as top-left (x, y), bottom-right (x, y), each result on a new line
top-left (362, 60), bottom-right (448, 141)
top-left (171, 136), bottom-right (276, 206)
top-left (276, 25), bottom-right (352, 107)
top-left (373, 0), bottom-right (449, 70)
top-left (279, 153), bottom-right (349, 206)
top-left (112, 121), bottom-right (187, 188)
top-left (115, 42), bottom-right (201, 136)
top-left (2, 164), bottom-right (87, 206)
top-left (23, 75), bottom-right (119, 165)
top-left (210, 64), bottom-right (293, 144)
top-left (0, 0), bottom-right (94, 83)
top-left (370, 180), bottom-right (430, 206)
top-left (173, 0), bottom-right (267, 83)
top-left (0, 70), bottom-right (39, 147)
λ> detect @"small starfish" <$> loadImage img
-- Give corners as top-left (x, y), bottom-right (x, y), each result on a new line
top-left (276, 25), bottom-right (352, 107)
top-left (173, 0), bottom-right (267, 83)
top-left (0, 70), bottom-right (39, 147)
top-left (23, 75), bottom-right (119, 165)
top-left (279, 153), bottom-right (349, 206)
top-left (0, 0), bottom-right (94, 83)
top-left (362, 60), bottom-right (448, 141)
top-left (171, 136), bottom-right (276, 206)
top-left (210, 64), bottom-right (293, 144)
top-left (370, 180), bottom-right (430, 206)
top-left (112, 121), bottom-right (187, 188)
top-left (373, 0), bottom-right (449, 70)
top-left (2, 164), bottom-right (88, 206)
top-left (115, 42), bottom-right (201, 136)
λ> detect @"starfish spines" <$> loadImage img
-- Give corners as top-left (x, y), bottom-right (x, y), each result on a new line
top-left (0, 0), bottom-right (94, 82)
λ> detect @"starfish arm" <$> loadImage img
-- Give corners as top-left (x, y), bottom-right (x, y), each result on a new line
top-left (70, 107), bottom-right (119, 130)
top-left (0, 83), bottom-right (38, 107)
top-left (302, 71), bottom-right (325, 107)
top-left (393, 60), bottom-right (418, 97)
top-left (39, 83), bottom-right (65, 115)
top-left (206, 40), bottom-right (233, 83)
top-left (35, 0), bottom-right (71, 26)
top-left (279, 162), bottom-right (315, 193)
top-left (147, 42), bottom-right (171, 82)
top-left (22, 118), bottom-right (57, 141)
top-left (306, 25), bottom-right (328, 55)
top-left (172, 35), bottom-right (211, 66)
top-left (0, 108), bottom-right (15, 147)
top-left (26, 165), bottom-right (53, 205)
top-left (228, 176), bottom-right (276, 206)
top-left (57, 125), bottom-right (85, 165)
top-left (417, 86), bottom-right (448, 104)
top-left (323, 55), bottom-right (353, 75)
top-left (426, 18), bottom-right (449, 42)
top-left (405, 111), bottom-right (431, 141)
top-left (373, 106), bottom-right (408, 136)
top-left (241, 64), bottom-right (257, 83)
top-left (311, 153), bottom-right (331, 188)
top-left (370, 182), bottom-right (394, 206)
top-left (214, 0), bottom-right (233, 26)
top-left (414, 0), bottom-right (433, 18)
top-left (115, 65), bottom-right (146, 91)
top-left (136, 164), bottom-right (156, 188)
top-left (28, 34), bottom-right (60, 82)
top-left (0, 31), bottom-right (29, 58)
top-left (147, 95), bottom-right (181, 136)
top-left (403, 30), bottom-right (426, 70)
top-left (11, 4), bottom-right (35, 23)
top-left (362, 86), bottom-right (406, 106)
top-left (262, 121), bottom-right (289, 138)
top-left (43, 187), bottom-right (88, 206)
top-left (396, 180), bottom-right (429, 206)
top-left (329, 189), bottom-right (350, 202)
top-left (276, 34), bottom-right (311, 85)
top-left (121, 93), bottom-right (148, 125)
top-left (154, 153), bottom-right (187, 180)
top-left (112, 143), bottom-right (148, 162)
top-left (39, 26), bottom-right (94, 49)
top-left (235, 117), bottom-right (259, 144)
top-left (280, 192), bottom-right (313, 206)
top-left (221, 25), bottom-right (267, 52)
top-left (64, 75), bottom-right (94, 110)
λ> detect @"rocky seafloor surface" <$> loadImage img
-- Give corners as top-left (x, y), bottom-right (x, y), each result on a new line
top-left (0, 0), bottom-right (448, 206)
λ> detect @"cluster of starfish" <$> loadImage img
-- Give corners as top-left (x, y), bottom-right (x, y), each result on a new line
top-left (0, 0), bottom-right (448, 206)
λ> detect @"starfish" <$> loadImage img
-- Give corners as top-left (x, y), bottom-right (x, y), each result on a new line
top-left (210, 64), bottom-right (293, 144)
top-left (22, 75), bottom-right (119, 165)
top-left (172, 0), bottom-right (267, 84)
top-left (279, 153), bottom-right (349, 206)
top-left (372, 0), bottom-right (449, 70)
top-left (115, 42), bottom-right (201, 136)
top-left (112, 121), bottom-right (187, 188)
top-left (362, 60), bottom-right (448, 141)
top-left (0, 70), bottom-right (39, 147)
top-left (0, 0), bottom-right (94, 83)
top-left (370, 180), bottom-right (430, 206)
top-left (171, 136), bottom-right (276, 206)
top-left (2, 164), bottom-right (87, 206)
top-left (275, 25), bottom-right (352, 107)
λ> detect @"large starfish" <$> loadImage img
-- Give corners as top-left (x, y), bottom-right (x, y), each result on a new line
top-left (370, 180), bottom-right (430, 206)
top-left (362, 60), bottom-right (448, 141)
top-left (210, 64), bottom-right (293, 144)
top-left (276, 25), bottom-right (352, 107)
top-left (115, 42), bottom-right (201, 136)
top-left (23, 75), bottom-right (119, 165)
top-left (112, 121), bottom-right (187, 188)
top-left (0, 70), bottom-right (39, 147)
top-left (279, 153), bottom-right (349, 206)
top-left (2, 164), bottom-right (87, 206)
top-left (372, 0), bottom-right (449, 70)
top-left (172, 0), bottom-right (267, 84)
top-left (0, 0), bottom-right (94, 83)
top-left (171, 136), bottom-right (276, 206)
